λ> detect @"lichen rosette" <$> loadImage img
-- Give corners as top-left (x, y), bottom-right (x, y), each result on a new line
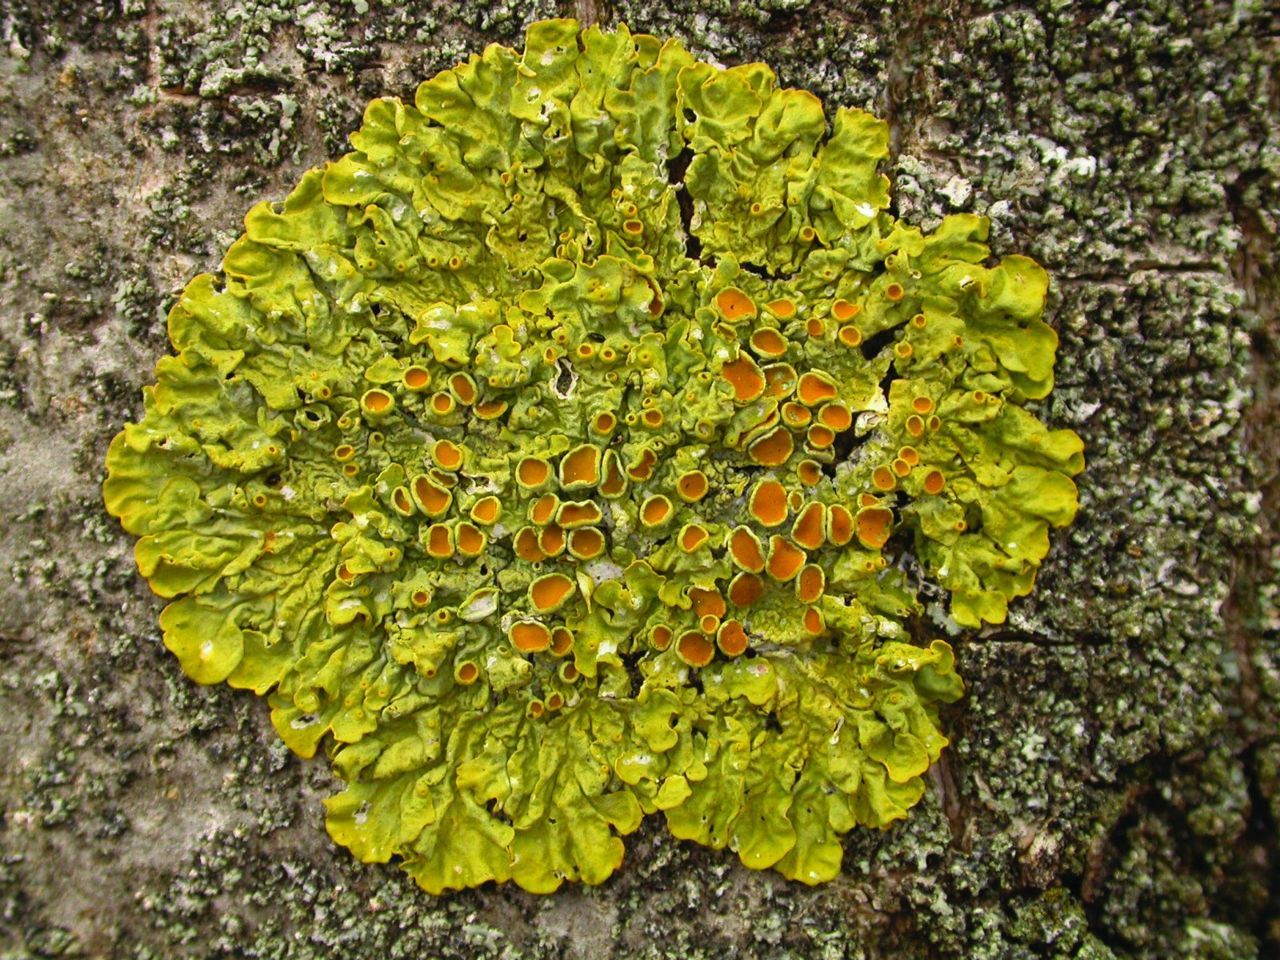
top-left (103, 19), bottom-right (1084, 893)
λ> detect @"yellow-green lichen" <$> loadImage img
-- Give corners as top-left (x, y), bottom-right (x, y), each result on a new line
top-left (103, 18), bottom-right (1083, 893)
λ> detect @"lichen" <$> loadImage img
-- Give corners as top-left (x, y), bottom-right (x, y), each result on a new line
top-left (102, 17), bottom-right (1082, 894)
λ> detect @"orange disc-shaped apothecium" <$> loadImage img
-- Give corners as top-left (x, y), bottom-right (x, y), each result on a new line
top-left (715, 288), bottom-right (757, 321)
top-left (722, 356), bottom-right (766, 403)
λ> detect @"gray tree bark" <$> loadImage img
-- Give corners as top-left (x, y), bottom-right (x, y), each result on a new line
top-left (0, 0), bottom-right (1276, 957)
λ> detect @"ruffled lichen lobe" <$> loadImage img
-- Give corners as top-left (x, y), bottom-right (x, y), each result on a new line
top-left (102, 18), bottom-right (1081, 894)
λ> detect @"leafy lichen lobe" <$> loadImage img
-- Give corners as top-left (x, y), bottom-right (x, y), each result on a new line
top-left (103, 17), bottom-right (1082, 894)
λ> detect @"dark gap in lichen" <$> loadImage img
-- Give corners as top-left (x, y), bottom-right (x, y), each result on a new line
top-left (829, 421), bottom-right (868, 466)
top-left (395, 401), bottom-right (430, 435)
top-left (667, 147), bottom-right (703, 263)
top-left (877, 367), bottom-right (898, 403)
top-left (737, 259), bottom-right (781, 282)
top-left (903, 611), bottom-right (935, 648)
top-left (487, 798), bottom-right (514, 826)
top-left (902, 549), bottom-right (945, 604)
top-left (859, 327), bottom-right (897, 361)
top-left (554, 358), bottom-right (574, 395)
top-left (881, 522), bottom-right (916, 576)
top-left (621, 652), bottom-right (644, 698)
top-left (684, 228), bottom-right (704, 262)
top-left (961, 502), bottom-right (983, 535)
top-left (666, 146), bottom-right (692, 186)
top-left (763, 712), bottom-right (783, 734)
top-left (686, 669), bottom-right (704, 695)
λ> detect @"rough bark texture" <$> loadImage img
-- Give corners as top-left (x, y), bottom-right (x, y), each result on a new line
top-left (1, 1), bottom-right (1277, 957)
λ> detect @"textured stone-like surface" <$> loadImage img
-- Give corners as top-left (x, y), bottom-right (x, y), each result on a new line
top-left (0, 1), bottom-right (1276, 957)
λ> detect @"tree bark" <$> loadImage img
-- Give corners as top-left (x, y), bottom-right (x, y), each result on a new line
top-left (0, 1), bottom-right (1276, 957)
